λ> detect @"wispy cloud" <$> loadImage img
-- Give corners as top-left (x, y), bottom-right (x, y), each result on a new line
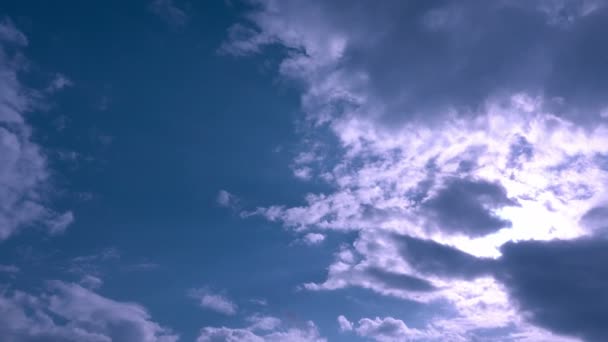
top-left (149, 0), bottom-right (189, 28)
top-left (0, 18), bottom-right (74, 241)
top-left (216, 189), bottom-right (239, 209)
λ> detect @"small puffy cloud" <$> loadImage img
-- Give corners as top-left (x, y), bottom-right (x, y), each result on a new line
top-left (337, 315), bottom-right (353, 332)
top-left (302, 233), bottom-right (325, 245)
top-left (217, 189), bottom-right (238, 208)
top-left (149, 0), bottom-right (188, 28)
top-left (197, 318), bottom-right (326, 342)
top-left (0, 281), bottom-right (177, 341)
top-left (189, 288), bottom-right (237, 315)
top-left (293, 166), bottom-right (313, 180)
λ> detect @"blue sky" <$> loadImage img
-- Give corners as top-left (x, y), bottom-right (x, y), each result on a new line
top-left (1, 1), bottom-right (608, 341)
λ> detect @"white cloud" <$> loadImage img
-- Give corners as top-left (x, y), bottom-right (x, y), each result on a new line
top-left (302, 233), bottom-right (325, 245)
top-left (353, 316), bottom-right (435, 342)
top-left (0, 281), bottom-right (178, 341)
top-left (189, 288), bottom-right (237, 315)
top-left (217, 189), bottom-right (238, 208)
top-left (0, 18), bottom-right (74, 241)
top-left (197, 317), bottom-right (326, 342)
top-left (337, 315), bottom-right (352, 332)
top-left (246, 314), bottom-right (282, 331)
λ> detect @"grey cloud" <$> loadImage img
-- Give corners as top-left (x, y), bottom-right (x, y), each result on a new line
top-left (498, 239), bottom-right (608, 342)
top-left (421, 178), bottom-right (517, 236)
top-left (580, 206), bottom-right (608, 235)
top-left (365, 266), bottom-right (437, 292)
top-left (226, 0), bottom-right (608, 126)
top-left (396, 233), bottom-right (608, 341)
top-left (0, 281), bottom-right (177, 342)
top-left (396, 234), bottom-right (494, 279)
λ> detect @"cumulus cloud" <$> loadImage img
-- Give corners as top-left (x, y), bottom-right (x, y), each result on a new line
top-left (302, 232), bottom-right (325, 245)
top-left (0, 281), bottom-right (177, 341)
top-left (224, 0), bottom-right (608, 340)
top-left (197, 316), bottom-right (326, 342)
top-left (188, 287), bottom-right (237, 315)
top-left (336, 315), bottom-right (352, 332)
top-left (0, 18), bottom-right (74, 241)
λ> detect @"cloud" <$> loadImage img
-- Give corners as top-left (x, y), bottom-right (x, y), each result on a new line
top-left (225, 0), bottom-right (608, 125)
top-left (497, 238), bottom-right (608, 342)
top-left (0, 18), bottom-right (74, 241)
top-left (302, 233), bottom-right (325, 245)
top-left (393, 233), bottom-right (608, 340)
top-left (79, 275), bottom-right (103, 290)
top-left (0, 264), bottom-right (19, 273)
top-left (46, 73), bottom-right (73, 93)
top-left (580, 205), bottom-right (608, 235)
top-left (149, 0), bottom-right (189, 28)
top-left (246, 314), bottom-right (282, 331)
top-left (421, 178), bottom-right (517, 237)
top-left (397, 235), bottom-right (494, 280)
top-left (0, 281), bottom-right (177, 342)
top-left (224, 1), bottom-right (608, 340)
top-left (249, 298), bottom-right (268, 306)
top-left (197, 317), bottom-right (326, 342)
top-left (336, 315), bottom-right (352, 332)
top-left (351, 316), bottom-right (433, 342)
top-left (188, 288), bottom-right (237, 315)
top-left (217, 189), bottom-right (239, 208)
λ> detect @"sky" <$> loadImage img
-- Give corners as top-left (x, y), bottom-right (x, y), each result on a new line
top-left (1, 0), bottom-right (608, 341)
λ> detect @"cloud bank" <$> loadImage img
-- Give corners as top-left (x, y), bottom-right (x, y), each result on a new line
top-left (224, 0), bottom-right (608, 340)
